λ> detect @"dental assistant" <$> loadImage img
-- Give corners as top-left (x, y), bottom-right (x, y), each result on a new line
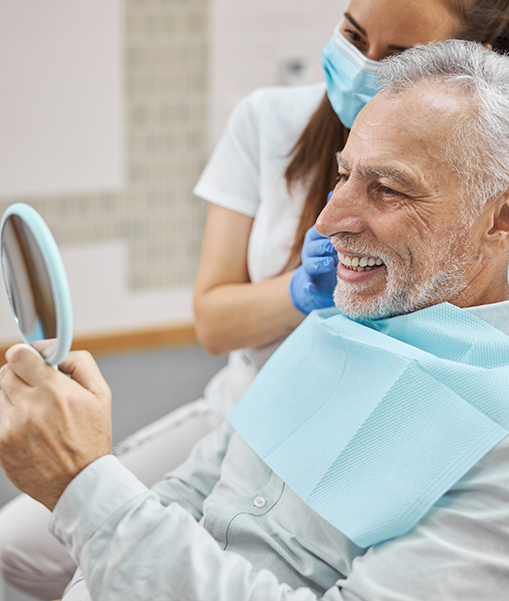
top-left (3, 1), bottom-right (509, 600)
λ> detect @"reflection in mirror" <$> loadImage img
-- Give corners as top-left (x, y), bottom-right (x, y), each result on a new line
top-left (2, 214), bottom-right (57, 343)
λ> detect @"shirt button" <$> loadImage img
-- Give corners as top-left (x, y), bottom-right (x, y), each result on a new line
top-left (253, 496), bottom-right (266, 508)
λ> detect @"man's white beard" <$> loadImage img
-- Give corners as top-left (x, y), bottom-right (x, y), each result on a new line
top-left (332, 227), bottom-right (474, 320)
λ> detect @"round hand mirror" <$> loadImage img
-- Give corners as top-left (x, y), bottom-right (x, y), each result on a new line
top-left (1, 203), bottom-right (73, 366)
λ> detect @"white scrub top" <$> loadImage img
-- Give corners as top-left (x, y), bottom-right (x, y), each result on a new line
top-left (193, 83), bottom-right (327, 418)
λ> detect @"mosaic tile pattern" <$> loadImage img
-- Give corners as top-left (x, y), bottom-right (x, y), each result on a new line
top-left (0, 0), bottom-right (208, 290)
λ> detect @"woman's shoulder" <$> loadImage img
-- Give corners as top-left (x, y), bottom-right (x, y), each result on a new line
top-left (231, 82), bottom-right (326, 136)
top-left (245, 81), bottom-right (326, 109)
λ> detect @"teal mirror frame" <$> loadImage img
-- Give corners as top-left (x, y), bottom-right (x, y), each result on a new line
top-left (0, 203), bottom-right (73, 366)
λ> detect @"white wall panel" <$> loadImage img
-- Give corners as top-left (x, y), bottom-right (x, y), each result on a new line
top-left (208, 0), bottom-right (349, 146)
top-left (0, 0), bottom-right (124, 198)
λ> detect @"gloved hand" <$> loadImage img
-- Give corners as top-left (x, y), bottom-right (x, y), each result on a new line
top-left (289, 224), bottom-right (338, 315)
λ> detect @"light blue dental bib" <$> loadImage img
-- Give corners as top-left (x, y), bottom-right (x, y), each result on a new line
top-left (228, 303), bottom-right (509, 548)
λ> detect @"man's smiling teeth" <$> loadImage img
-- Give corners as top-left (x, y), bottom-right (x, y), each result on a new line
top-left (338, 253), bottom-right (384, 272)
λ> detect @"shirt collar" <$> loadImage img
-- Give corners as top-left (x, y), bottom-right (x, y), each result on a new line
top-left (464, 300), bottom-right (509, 335)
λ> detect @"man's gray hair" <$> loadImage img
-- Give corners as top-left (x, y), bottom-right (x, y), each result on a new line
top-left (378, 39), bottom-right (509, 214)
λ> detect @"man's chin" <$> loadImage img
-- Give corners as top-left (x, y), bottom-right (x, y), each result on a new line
top-left (333, 288), bottom-right (451, 321)
top-left (333, 289), bottom-right (409, 321)
top-left (334, 302), bottom-right (401, 321)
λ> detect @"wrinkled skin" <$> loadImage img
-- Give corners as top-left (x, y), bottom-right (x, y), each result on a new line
top-left (0, 345), bottom-right (112, 510)
top-left (317, 84), bottom-right (509, 319)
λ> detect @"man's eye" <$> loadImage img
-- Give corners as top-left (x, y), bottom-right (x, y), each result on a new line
top-left (336, 173), bottom-right (349, 184)
top-left (379, 185), bottom-right (399, 196)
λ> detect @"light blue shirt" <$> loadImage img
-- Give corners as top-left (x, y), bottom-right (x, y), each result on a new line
top-left (51, 301), bottom-right (509, 601)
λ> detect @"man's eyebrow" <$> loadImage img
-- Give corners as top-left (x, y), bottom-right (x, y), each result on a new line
top-left (336, 153), bottom-right (428, 190)
top-left (336, 153), bottom-right (349, 172)
top-left (344, 13), bottom-right (367, 37)
top-left (360, 165), bottom-right (428, 190)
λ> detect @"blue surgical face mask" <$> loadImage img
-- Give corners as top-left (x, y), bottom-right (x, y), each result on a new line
top-left (321, 24), bottom-right (380, 129)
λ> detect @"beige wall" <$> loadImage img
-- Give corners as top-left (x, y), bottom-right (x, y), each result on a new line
top-left (0, 0), bottom-right (124, 198)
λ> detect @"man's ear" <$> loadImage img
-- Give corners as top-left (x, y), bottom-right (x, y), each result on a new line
top-left (481, 191), bottom-right (509, 258)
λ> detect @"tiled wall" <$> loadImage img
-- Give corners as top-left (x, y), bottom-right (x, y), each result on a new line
top-left (0, 0), bottom-right (208, 291)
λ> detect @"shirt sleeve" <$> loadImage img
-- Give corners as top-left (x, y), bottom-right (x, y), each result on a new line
top-left (52, 430), bottom-right (509, 601)
top-left (193, 91), bottom-right (262, 217)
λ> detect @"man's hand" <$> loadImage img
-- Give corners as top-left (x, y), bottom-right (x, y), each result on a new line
top-left (0, 344), bottom-right (112, 511)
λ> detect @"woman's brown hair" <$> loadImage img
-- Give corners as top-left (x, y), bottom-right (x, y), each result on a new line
top-left (282, 0), bottom-right (509, 272)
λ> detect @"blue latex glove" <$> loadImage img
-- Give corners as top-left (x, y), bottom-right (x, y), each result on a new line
top-left (289, 224), bottom-right (338, 315)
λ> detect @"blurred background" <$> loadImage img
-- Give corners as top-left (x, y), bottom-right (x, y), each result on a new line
top-left (0, 0), bottom-right (347, 599)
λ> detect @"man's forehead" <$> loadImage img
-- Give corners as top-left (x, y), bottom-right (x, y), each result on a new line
top-left (382, 78), bottom-right (473, 113)
top-left (355, 81), bottom-right (473, 140)
top-left (340, 83), bottom-right (472, 186)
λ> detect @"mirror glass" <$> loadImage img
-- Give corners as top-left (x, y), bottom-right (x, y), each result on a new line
top-left (2, 214), bottom-right (57, 343)
top-left (1, 204), bottom-right (72, 366)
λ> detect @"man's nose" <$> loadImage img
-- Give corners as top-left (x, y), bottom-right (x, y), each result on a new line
top-left (316, 185), bottom-right (365, 238)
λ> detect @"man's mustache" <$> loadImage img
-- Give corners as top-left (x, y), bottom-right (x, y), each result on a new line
top-left (330, 233), bottom-right (390, 263)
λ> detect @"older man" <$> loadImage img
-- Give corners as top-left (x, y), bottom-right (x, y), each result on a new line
top-left (1, 39), bottom-right (509, 600)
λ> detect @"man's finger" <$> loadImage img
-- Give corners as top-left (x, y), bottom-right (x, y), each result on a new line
top-left (31, 339), bottom-right (58, 359)
top-left (0, 364), bottom-right (33, 406)
top-left (5, 344), bottom-right (49, 387)
top-left (0, 385), bottom-right (13, 408)
top-left (58, 350), bottom-right (111, 398)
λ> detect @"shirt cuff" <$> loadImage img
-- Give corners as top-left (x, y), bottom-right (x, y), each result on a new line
top-left (49, 455), bottom-right (148, 561)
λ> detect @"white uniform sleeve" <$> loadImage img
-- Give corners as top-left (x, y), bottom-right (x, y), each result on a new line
top-left (193, 92), bottom-right (262, 217)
